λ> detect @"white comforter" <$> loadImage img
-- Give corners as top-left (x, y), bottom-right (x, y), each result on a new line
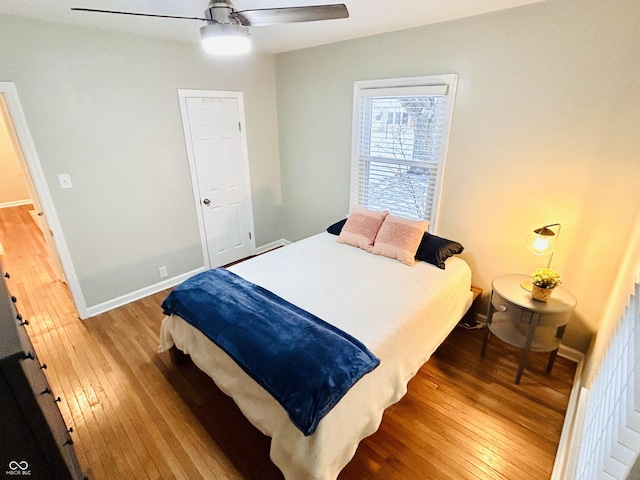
top-left (159, 232), bottom-right (472, 479)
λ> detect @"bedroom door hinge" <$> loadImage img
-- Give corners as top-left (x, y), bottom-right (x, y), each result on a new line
top-left (249, 232), bottom-right (252, 240)
top-left (238, 122), bottom-right (242, 131)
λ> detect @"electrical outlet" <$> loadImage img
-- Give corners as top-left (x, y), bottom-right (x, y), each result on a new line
top-left (158, 266), bottom-right (168, 278)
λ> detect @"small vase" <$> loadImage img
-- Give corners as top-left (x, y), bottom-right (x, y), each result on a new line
top-left (532, 284), bottom-right (554, 302)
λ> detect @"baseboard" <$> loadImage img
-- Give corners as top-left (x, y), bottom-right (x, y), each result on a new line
top-left (558, 344), bottom-right (584, 364)
top-left (84, 266), bottom-right (206, 319)
top-left (84, 241), bottom-right (291, 318)
top-left (0, 199), bottom-right (33, 209)
top-left (551, 355), bottom-right (586, 479)
top-left (256, 239), bottom-right (291, 255)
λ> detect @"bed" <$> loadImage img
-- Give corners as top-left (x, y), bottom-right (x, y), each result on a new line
top-left (158, 231), bottom-right (472, 479)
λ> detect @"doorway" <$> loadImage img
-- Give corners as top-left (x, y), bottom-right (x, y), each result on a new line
top-left (0, 82), bottom-right (86, 318)
top-left (178, 90), bottom-right (256, 268)
top-left (0, 98), bottom-right (64, 282)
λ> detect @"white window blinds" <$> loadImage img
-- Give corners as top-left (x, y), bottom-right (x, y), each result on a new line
top-left (571, 280), bottom-right (640, 479)
top-left (350, 75), bottom-right (457, 226)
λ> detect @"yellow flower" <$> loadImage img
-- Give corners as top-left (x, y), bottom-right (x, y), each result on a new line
top-left (531, 268), bottom-right (562, 288)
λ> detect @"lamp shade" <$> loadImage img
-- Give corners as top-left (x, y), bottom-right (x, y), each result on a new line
top-left (200, 24), bottom-right (251, 55)
top-left (522, 223), bottom-right (562, 289)
top-left (526, 224), bottom-right (560, 256)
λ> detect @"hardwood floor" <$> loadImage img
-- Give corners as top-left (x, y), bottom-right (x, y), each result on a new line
top-left (0, 204), bottom-right (576, 480)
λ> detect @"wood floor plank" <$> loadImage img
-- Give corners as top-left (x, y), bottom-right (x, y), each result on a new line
top-left (0, 205), bottom-right (576, 479)
top-left (87, 316), bottom-right (206, 480)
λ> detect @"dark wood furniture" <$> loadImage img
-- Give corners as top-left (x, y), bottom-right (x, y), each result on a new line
top-left (0, 251), bottom-right (86, 479)
top-left (459, 285), bottom-right (483, 327)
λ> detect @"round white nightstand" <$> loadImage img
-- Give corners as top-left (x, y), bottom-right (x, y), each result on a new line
top-left (480, 274), bottom-right (577, 384)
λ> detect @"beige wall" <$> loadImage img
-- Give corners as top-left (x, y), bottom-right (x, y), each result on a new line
top-left (0, 14), bottom-right (282, 308)
top-left (0, 99), bottom-right (31, 206)
top-left (582, 205), bottom-right (640, 385)
top-left (274, 0), bottom-right (640, 352)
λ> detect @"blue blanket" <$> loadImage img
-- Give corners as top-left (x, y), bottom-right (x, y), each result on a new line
top-left (161, 268), bottom-right (380, 436)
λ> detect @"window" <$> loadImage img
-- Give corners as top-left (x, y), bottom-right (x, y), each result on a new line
top-left (567, 280), bottom-right (640, 480)
top-left (350, 75), bottom-right (458, 228)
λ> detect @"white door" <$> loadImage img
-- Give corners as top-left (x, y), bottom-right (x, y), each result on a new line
top-left (180, 91), bottom-right (255, 268)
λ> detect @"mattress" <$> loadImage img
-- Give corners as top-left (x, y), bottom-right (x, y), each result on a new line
top-left (159, 232), bottom-right (472, 479)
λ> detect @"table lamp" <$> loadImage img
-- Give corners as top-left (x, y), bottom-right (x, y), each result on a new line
top-left (522, 223), bottom-right (561, 290)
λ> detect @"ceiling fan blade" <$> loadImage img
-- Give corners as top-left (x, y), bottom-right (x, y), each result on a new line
top-left (231, 4), bottom-right (348, 27)
top-left (70, 8), bottom-right (208, 22)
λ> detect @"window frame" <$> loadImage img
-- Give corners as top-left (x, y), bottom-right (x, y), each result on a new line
top-left (349, 74), bottom-right (458, 232)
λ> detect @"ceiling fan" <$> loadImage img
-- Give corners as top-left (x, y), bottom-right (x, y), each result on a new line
top-left (71, 1), bottom-right (349, 55)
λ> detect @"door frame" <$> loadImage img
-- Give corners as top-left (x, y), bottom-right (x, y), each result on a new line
top-left (177, 89), bottom-right (256, 268)
top-left (0, 82), bottom-right (87, 318)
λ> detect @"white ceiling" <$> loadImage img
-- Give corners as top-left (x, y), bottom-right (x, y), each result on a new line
top-left (0, 0), bottom-right (547, 54)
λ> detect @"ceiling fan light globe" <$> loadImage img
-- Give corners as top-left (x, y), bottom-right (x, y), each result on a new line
top-left (200, 24), bottom-right (251, 55)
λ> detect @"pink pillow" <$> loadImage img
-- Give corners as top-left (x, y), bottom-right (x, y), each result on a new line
top-left (371, 215), bottom-right (430, 266)
top-left (337, 205), bottom-right (389, 252)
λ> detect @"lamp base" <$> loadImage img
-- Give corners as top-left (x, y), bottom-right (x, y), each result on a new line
top-left (520, 280), bottom-right (533, 291)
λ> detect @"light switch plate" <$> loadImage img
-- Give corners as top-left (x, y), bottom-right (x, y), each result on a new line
top-left (57, 173), bottom-right (73, 189)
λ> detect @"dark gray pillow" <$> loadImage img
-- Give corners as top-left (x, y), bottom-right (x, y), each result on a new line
top-left (415, 232), bottom-right (464, 269)
top-left (326, 219), bottom-right (347, 235)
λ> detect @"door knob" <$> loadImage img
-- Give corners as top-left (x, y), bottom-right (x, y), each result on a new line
top-left (203, 199), bottom-right (211, 205)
